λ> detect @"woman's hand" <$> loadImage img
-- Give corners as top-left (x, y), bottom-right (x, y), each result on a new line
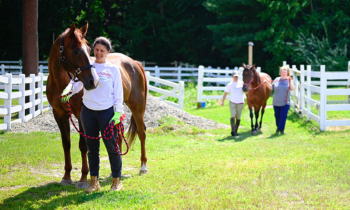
top-left (221, 101), bottom-right (224, 106)
top-left (288, 76), bottom-right (293, 82)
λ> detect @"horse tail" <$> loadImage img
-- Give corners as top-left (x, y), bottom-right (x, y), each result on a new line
top-left (126, 61), bottom-right (147, 146)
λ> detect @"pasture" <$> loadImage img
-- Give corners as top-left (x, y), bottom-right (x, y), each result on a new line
top-left (1, 97), bottom-right (349, 209)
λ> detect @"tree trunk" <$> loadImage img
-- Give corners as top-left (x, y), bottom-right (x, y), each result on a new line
top-left (23, 0), bottom-right (38, 76)
top-left (23, 0), bottom-right (38, 115)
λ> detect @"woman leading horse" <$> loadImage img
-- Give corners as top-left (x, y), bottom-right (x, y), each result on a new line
top-left (47, 23), bottom-right (148, 189)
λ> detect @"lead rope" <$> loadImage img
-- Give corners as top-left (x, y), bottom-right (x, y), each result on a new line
top-left (59, 92), bottom-right (129, 155)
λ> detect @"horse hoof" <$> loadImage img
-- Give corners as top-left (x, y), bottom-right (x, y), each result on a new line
top-left (251, 130), bottom-right (257, 135)
top-left (139, 169), bottom-right (148, 176)
top-left (75, 182), bottom-right (88, 189)
top-left (60, 179), bottom-right (73, 186)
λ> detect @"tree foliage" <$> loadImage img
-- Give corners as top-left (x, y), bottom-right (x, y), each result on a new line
top-left (1, 0), bottom-right (349, 74)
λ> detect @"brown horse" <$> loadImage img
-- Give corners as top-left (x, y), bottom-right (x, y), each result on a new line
top-left (47, 23), bottom-right (148, 188)
top-left (242, 63), bottom-right (272, 134)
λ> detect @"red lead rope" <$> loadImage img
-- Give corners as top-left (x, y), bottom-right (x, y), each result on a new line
top-left (60, 92), bottom-right (129, 155)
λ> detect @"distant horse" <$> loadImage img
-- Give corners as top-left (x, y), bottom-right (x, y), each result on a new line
top-left (242, 63), bottom-right (272, 134)
top-left (47, 23), bottom-right (148, 188)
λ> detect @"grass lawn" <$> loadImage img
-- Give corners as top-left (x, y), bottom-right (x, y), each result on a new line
top-left (0, 99), bottom-right (350, 209)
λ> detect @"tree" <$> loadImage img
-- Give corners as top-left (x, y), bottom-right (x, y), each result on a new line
top-left (22, 0), bottom-right (39, 76)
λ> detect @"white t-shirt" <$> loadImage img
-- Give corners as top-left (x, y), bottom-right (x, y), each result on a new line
top-left (70, 61), bottom-right (123, 112)
top-left (224, 80), bottom-right (244, 104)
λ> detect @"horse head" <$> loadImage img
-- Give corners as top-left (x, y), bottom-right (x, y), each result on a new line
top-left (242, 63), bottom-right (257, 92)
top-left (59, 23), bottom-right (99, 90)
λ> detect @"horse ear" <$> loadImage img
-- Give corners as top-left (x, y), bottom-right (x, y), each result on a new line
top-left (68, 22), bottom-right (76, 38)
top-left (80, 22), bottom-right (88, 37)
top-left (252, 64), bottom-right (256, 68)
top-left (242, 63), bottom-right (246, 68)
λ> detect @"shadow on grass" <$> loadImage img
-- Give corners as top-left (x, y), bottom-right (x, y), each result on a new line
top-left (0, 177), bottom-right (152, 209)
top-left (217, 130), bottom-right (252, 142)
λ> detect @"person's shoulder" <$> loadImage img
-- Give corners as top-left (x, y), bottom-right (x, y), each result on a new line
top-left (227, 81), bottom-right (233, 86)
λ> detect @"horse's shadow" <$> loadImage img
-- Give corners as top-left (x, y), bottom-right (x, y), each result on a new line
top-left (217, 130), bottom-right (252, 142)
top-left (0, 176), bottom-right (141, 209)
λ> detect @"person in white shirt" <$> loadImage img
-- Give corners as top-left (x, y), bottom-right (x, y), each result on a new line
top-left (61, 37), bottom-right (124, 193)
top-left (221, 70), bottom-right (245, 136)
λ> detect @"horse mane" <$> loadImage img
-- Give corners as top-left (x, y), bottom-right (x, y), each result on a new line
top-left (61, 28), bottom-right (87, 49)
top-left (251, 66), bottom-right (261, 84)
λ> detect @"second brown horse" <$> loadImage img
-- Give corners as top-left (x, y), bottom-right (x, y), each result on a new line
top-left (242, 63), bottom-right (272, 134)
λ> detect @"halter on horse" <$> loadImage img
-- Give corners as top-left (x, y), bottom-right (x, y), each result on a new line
top-left (242, 63), bottom-right (272, 134)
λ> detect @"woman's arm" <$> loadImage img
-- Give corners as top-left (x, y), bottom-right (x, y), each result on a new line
top-left (221, 92), bottom-right (228, 106)
top-left (113, 66), bottom-right (124, 112)
top-left (289, 76), bottom-right (295, 91)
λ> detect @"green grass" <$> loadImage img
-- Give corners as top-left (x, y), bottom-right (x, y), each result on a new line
top-left (1, 102), bottom-right (350, 209)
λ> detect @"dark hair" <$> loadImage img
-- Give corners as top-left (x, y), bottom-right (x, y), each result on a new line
top-left (92, 36), bottom-right (112, 51)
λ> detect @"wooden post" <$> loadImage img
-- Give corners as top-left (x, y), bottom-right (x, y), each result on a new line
top-left (179, 81), bottom-right (184, 110)
top-left (320, 65), bottom-right (327, 131)
top-left (145, 71), bottom-right (150, 95)
top-left (19, 74), bottom-right (25, 122)
top-left (4, 74), bottom-right (12, 131)
top-left (30, 74), bottom-right (36, 118)
top-left (248, 42), bottom-right (254, 66)
top-left (307, 65), bottom-right (311, 121)
top-left (300, 65), bottom-right (305, 116)
top-left (348, 61), bottom-right (350, 103)
top-left (197, 65), bottom-right (204, 108)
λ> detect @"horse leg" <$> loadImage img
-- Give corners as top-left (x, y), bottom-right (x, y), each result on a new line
top-left (259, 102), bottom-right (267, 130)
top-left (254, 107), bottom-right (261, 131)
top-left (129, 111), bottom-right (147, 175)
top-left (249, 107), bottom-right (255, 134)
top-left (53, 110), bottom-right (73, 186)
top-left (75, 120), bottom-right (89, 189)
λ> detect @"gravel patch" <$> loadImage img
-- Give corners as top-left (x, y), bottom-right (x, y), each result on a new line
top-left (9, 95), bottom-right (228, 133)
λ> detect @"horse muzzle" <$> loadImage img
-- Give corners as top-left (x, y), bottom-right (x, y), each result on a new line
top-left (242, 85), bottom-right (248, 93)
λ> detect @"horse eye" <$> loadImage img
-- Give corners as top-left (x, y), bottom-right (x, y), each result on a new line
top-left (72, 49), bottom-right (80, 55)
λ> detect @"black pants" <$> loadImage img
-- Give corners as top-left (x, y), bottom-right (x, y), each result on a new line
top-left (80, 104), bottom-right (122, 178)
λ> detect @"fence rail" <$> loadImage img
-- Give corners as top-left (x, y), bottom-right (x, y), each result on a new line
top-left (197, 65), bottom-right (260, 104)
top-left (0, 73), bottom-right (50, 131)
top-left (145, 71), bottom-right (184, 110)
top-left (285, 61), bottom-right (350, 131)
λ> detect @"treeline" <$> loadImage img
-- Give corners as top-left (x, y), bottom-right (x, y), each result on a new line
top-left (1, 0), bottom-right (349, 77)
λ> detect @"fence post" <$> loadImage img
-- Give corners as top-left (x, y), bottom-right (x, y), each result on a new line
top-left (155, 65), bottom-right (159, 86)
top-left (177, 66), bottom-right (181, 82)
top-left (38, 73), bottom-right (44, 114)
top-left (1, 64), bottom-right (4, 75)
top-left (4, 74), bottom-right (12, 130)
top-left (30, 74), bottom-right (36, 118)
top-left (348, 61), bottom-right (350, 103)
top-left (292, 65), bottom-right (298, 113)
top-left (179, 81), bottom-right (184, 110)
top-left (19, 74), bottom-right (25, 122)
top-left (145, 71), bottom-right (150, 95)
top-left (197, 65), bottom-right (204, 107)
top-left (39, 65), bottom-right (43, 73)
top-left (283, 61), bottom-right (287, 66)
top-left (306, 65), bottom-right (311, 121)
top-left (320, 65), bottom-right (327, 131)
top-left (300, 65), bottom-right (305, 116)
top-left (216, 67), bottom-right (221, 86)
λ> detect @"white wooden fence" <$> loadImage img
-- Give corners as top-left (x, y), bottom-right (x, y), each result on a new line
top-left (0, 64), bottom-right (49, 75)
top-left (284, 61), bottom-right (350, 131)
top-left (145, 71), bottom-right (184, 110)
top-left (196, 65), bottom-right (261, 104)
top-left (0, 73), bottom-right (50, 131)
